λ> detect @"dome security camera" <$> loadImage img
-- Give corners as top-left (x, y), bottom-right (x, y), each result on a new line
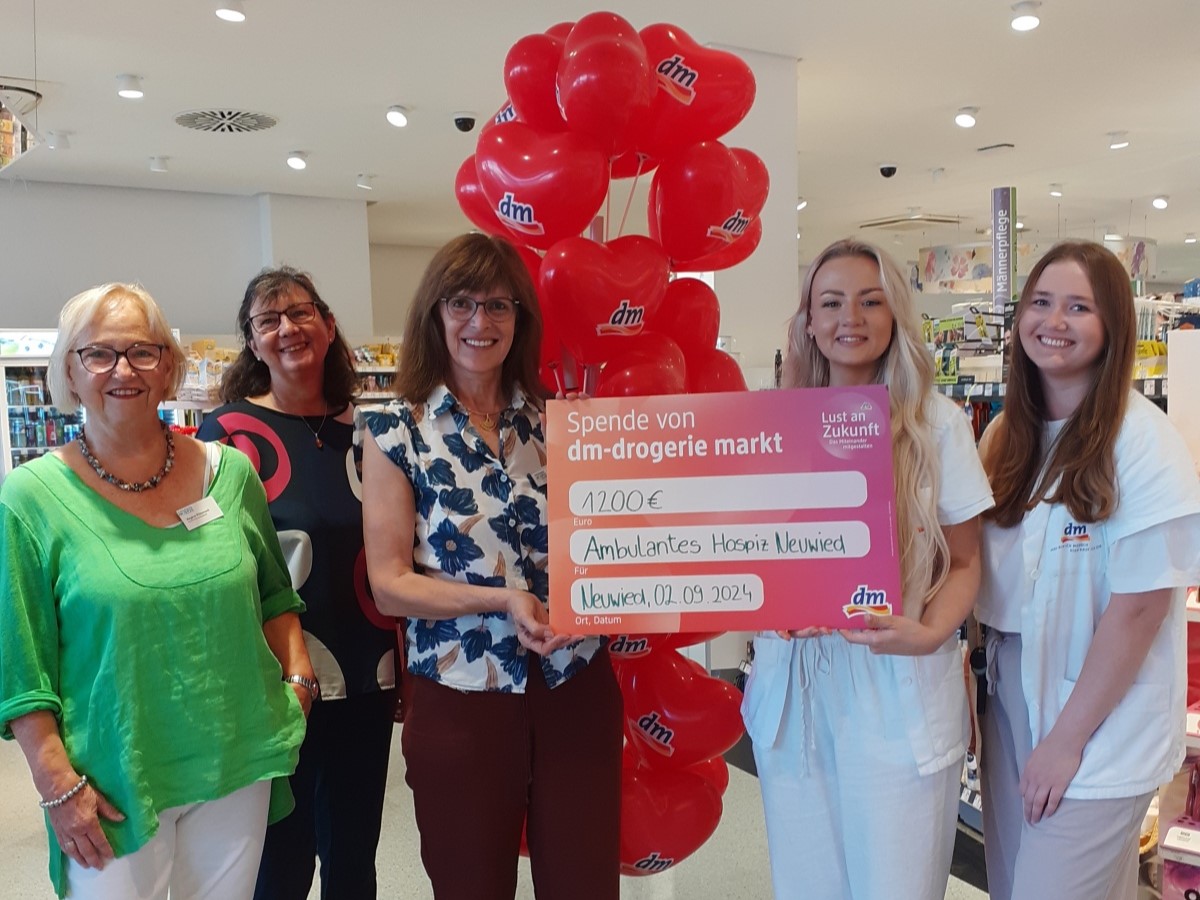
top-left (879, 164), bottom-right (898, 179)
top-left (453, 112), bottom-right (477, 133)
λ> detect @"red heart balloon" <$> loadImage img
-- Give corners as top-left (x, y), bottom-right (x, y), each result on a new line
top-left (595, 332), bottom-right (686, 398)
top-left (647, 277), bottom-right (721, 357)
top-left (676, 217), bottom-right (763, 272)
top-left (619, 649), bottom-right (744, 770)
top-left (686, 755), bottom-right (730, 797)
top-left (454, 155), bottom-right (511, 237)
top-left (620, 761), bottom-right (722, 876)
top-left (558, 11), bottom-right (654, 156)
top-left (608, 631), bottom-right (723, 666)
top-left (651, 141), bottom-right (770, 264)
top-left (545, 21), bottom-right (574, 40)
top-left (685, 347), bottom-right (748, 394)
top-left (480, 99), bottom-right (520, 135)
top-left (475, 122), bottom-right (609, 251)
top-left (504, 33), bottom-right (568, 133)
top-left (539, 235), bottom-right (670, 364)
top-left (635, 24), bottom-right (756, 160)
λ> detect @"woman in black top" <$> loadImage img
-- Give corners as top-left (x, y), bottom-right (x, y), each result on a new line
top-left (198, 267), bottom-right (397, 900)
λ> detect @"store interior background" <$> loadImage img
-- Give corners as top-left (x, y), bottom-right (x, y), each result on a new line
top-left (0, 1), bottom-right (1197, 896)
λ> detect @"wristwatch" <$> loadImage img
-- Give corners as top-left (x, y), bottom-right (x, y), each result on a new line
top-left (284, 674), bottom-right (321, 701)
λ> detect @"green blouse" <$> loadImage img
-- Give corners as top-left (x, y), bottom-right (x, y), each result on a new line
top-left (0, 445), bottom-right (306, 898)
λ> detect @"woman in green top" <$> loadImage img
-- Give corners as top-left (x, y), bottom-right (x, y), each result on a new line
top-left (0, 284), bottom-right (312, 900)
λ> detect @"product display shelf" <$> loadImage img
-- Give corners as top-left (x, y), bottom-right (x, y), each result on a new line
top-left (937, 377), bottom-right (1168, 401)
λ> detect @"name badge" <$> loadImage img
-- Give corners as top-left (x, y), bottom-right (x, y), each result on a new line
top-left (177, 496), bottom-right (224, 531)
top-left (530, 468), bottom-right (548, 489)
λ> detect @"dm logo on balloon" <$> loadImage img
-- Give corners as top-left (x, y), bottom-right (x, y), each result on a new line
top-left (495, 191), bottom-right (546, 236)
top-left (655, 54), bottom-right (698, 105)
top-left (705, 208), bottom-right (751, 244)
top-left (596, 299), bottom-right (647, 337)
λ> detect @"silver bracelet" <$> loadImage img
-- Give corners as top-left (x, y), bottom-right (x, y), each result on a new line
top-left (283, 674), bottom-right (320, 701)
top-left (39, 775), bottom-right (88, 809)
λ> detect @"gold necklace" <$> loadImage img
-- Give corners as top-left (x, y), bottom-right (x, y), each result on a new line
top-left (463, 406), bottom-right (501, 432)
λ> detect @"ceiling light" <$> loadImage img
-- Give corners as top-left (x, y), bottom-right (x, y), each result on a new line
top-left (954, 107), bottom-right (978, 128)
top-left (214, 1), bottom-right (246, 22)
top-left (149, 156), bottom-right (168, 173)
top-left (386, 105), bottom-right (409, 128)
top-left (1108, 131), bottom-right (1129, 150)
top-left (116, 74), bottom-right (144, 99)
top-left (1103, 228), bottom-right (1121, 241)
top-left (1186, 233), bottom-right (1197, 244)
top-left (1016, 221), bottom-right (1025, 230)
top-left (356, 173), bottom-right (374, 190)
top-left (1011, 1), bottom-right (1041, 31)
top-left (1152, 195), bottom-right (1169, 210)
top-left (796, 198), bottom-right (807, 211)
top-left (286, 150), bottom-right (307, 170)
top-left (1049, 183), bottom-right (1063, 197)
top-left (45, 131), bottom-right (70, 150)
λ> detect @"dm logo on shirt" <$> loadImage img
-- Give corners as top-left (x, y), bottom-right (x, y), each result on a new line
top-left (1061, 522), bottom-right (1092, 544)
top-left (842, 584), bottom-right (893, 618)
top-left (633, 710), bottom-right (675, 756)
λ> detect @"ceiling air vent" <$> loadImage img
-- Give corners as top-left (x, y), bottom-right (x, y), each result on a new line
top-left (174, 109), bottom-right (277, 133)
top-left (859, 213), bottom-right (964, 232)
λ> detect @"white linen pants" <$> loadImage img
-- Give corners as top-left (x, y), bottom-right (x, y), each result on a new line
top-left (65, 779), bottom-right (271, 900)
top-left (747, 635), bottom-right (961, 900)
top-left (980, 631), bottom-right (1152, 900)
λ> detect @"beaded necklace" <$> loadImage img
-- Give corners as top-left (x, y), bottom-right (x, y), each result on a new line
top-left (77, 422), bottom-right (175, 492)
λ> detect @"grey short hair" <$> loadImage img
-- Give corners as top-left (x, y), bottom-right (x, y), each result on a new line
top-left (47, 283), bottom-right (187, 414)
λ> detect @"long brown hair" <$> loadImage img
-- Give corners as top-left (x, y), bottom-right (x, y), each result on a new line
top-left (983, 241), bottom-right (1135, 527)
top-left (219, 266), bottom-right (359, 408)
top-left (396, 233), bottom-right (545, 410)
top-left (785, 238), bottom-right (946, 616)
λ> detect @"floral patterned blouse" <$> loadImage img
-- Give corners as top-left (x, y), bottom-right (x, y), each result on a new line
top-left (357, 385), bottom-right (604, 693)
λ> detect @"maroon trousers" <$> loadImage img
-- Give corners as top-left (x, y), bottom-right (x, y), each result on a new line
top-left (401, 650), bottom-right (623, 900)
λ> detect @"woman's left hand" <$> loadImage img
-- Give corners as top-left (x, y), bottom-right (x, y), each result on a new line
top-left (287, 682), bottom-right (314, 717)
top-left (1019, 731), bottom-right (1083, 824)
top-left (839, 613), bottom-right (941, 656)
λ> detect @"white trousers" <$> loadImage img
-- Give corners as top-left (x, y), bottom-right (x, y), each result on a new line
top-left (749, 636), bottom-right (961, 900)
top-left (980, 631), bottom-right (1151, 900)
top-left (65, 780), bottom-right (271, 900)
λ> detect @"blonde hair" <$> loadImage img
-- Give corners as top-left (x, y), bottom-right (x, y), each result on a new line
top-left (47, 283), bottom-right (186, 414)
top-left (784, 239), bottom-right (948, 616)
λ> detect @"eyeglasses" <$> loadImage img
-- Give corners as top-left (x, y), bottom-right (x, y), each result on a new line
top-left (248, 301), bottom-right (319, 334)
top-left (75, 343), bottom-right (166, 374)
top-left (440, 296), bottom-right (519, 323)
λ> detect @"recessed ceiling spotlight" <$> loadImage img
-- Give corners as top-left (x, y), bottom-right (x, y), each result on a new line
top-left (386, 105), bottom-right (409, 128)
top-left (796, 198), bottom-right (807, 211)
top-left (1049, 183), bottom-right (1063, 197)
top-left (1011, 1), bottom-right (1041, 31)
top-left (1016, 220), bottom-right (1026, 230)
top-left (214, 0), bottom-right (246, 22)
top-left (1152, 195), bottom-right (1169, 210)
top-left (1103, 227), bottom-right (1121, 241)
top-left (356, 174), bottom-right (375, 190)
top-left (1108, 131), bottom-right (1130, 150)
top-left (954, 107), bottom-right (978, 128)
top-left (1186, 233), bottom-right (1197, 244)
top-left (116, 74), bottom-right (144, 99)
top-left (149, 156), bottom-right (168, 173)
top-left (286, 150), bottom-right (307, 170)
top-left (45, 131), bottom-right (70, 150)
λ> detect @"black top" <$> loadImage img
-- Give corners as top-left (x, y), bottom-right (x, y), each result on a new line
top-left (198, 400), bottom-right (396, 699)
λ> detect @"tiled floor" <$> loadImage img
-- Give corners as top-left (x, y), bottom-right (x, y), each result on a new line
top-left (1, 733), bottom-right (987, 899)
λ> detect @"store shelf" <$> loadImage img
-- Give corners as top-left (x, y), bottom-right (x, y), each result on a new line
top-left (161, 400), bottom-right (213, 411)
top-left (356, 365), bottom-right (395, 374)
top-left (936, 377), bottom-right (1167, 400)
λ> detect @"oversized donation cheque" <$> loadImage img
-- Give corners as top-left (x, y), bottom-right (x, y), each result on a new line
top-left (546, 386), bottom-right (902, 634)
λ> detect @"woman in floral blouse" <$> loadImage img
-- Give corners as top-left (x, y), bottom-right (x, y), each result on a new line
top-left (358, 233), bottom-right (622, 900)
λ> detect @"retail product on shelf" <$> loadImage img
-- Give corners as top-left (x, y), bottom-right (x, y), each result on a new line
top-left (179, 339), bottom-right (237, 405)
top-left (0, 332), bottom-right (86, 477)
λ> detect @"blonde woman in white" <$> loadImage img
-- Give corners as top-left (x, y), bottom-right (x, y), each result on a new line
top-left (742, 239), bottom-right (993, 900)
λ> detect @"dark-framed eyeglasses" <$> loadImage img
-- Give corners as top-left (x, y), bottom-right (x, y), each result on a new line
top-left (75, 343), bottom-right (166, 374)
top-left (439, 296), bottom-right (519, 323)
top-left (248, 301), bottom-right (319, 334)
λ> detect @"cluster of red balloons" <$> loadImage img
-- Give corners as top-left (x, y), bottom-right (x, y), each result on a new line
top-left (610, 631), bottom-right (742, 875)
top-left (454, 12), bottom-right (769, 397)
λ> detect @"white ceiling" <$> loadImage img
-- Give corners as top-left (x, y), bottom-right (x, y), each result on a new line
top-left (2, 0), bottom-right (1199, 279)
